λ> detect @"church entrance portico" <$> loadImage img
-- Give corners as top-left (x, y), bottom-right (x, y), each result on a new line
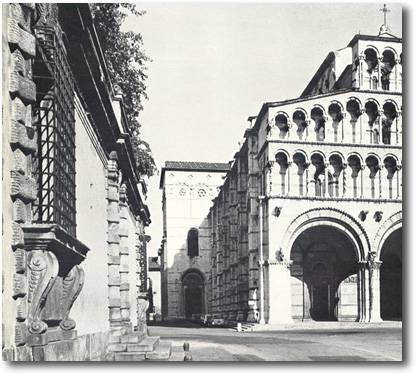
top-left (290, 225), bottom-right (360, 322)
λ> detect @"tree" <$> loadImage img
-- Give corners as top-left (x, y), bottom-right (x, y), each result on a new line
top-left (91, 3), bottom-right (156, 177)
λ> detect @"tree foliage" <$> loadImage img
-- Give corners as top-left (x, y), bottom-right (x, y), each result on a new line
top-left (91, 3), bottom-right (156, 177)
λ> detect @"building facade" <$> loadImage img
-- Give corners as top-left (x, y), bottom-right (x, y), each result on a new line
top-left (159, 161), bottom-right (229, 320)
top-left (2, 4), bottom-right (158, 361)
top-left (205, 28), bottom-right (402, 324)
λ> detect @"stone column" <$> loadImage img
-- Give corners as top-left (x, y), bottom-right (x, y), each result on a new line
top-left (356, 261), bottom-right (367, 322)
top-left (368, 253), bottom-right (383, 322)
top-left (118, 184), bottom-right (131, 330)
top-left (265, 161), bottom-right (274, 196)
top-left (307, 171), bottom-right (316, 197)
top-left (286, 161), bottom-right (293, 196)
top-left (106, 151), bottom-right (123, 348)
top-left (324, 162), bottom-right (330, 197)
top-left (396, 164), bottom-right (402, 199)
top-left (359, 54), bottom-right (365, 87)
top-left (395, 111), bottom-right (402, 145)
top-left (266, 256), bottom-right (293, 324)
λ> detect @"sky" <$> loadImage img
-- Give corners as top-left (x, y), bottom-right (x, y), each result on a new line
top-left (123, 1), bottom-right (402, 256)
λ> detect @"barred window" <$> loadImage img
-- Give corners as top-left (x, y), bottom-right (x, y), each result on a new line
top-left (32, 22), bottom-right (76, 237)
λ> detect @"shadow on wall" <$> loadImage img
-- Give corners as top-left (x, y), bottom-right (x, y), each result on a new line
top-left (163, 215), bottom-right (212, 321)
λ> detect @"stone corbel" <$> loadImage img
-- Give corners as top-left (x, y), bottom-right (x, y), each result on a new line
top-left (26, 250), bottom-right (59, 345)
top-left (59, 265), bottom-right (85, 331)
top-left (22, 224), bottom-right (89, 345)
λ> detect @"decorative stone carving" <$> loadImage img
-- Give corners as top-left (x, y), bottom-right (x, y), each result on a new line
top-left (272, 206), bottom-right (282, 217)
top-left (136, 293), bottom-right (149, 334)
top-left (374, 211), bottom-right (383, 222)
top-left (27, 250), bottom-right (59, 336)
top-left (59, 266), bottom-right (85, 331)
top-left (359, 210), bottom-right (369, 221)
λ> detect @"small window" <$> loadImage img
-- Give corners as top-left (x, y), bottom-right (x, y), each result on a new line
top-left (187, 228), bottom-right (199, 257)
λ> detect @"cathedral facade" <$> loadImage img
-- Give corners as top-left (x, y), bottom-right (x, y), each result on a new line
top-left (160, 27), bottom-right (402, 324)
top-left (206, 28), bottom-right (402, 324)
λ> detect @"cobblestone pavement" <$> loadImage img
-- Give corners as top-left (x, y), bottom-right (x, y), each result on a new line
top-left (148, 322), bottom-right (402, 362)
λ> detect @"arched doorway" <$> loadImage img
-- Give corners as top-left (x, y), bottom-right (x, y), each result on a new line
top-left (182, 270), bottom-right (204, 319)
top-left (290, 225), bottom-right (359, 322)
top-left (380, 227), bottom-right (402, 321)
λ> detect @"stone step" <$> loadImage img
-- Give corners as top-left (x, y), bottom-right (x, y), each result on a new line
top-left (114, 352), bottom-right (146, 361)
top-left (168, 346), bottom-right (185, 362)
top-left (120, 332), bottom-right (146, 344)
top-left (145, 341), bottom-right (172, 361)
top-left (127, 336), bottom-right (160, 352)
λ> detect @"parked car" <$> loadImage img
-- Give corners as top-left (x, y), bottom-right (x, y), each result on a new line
top-left (210, 317), bottom-right (225, 327)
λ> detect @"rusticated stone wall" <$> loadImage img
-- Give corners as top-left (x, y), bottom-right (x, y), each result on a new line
top-left (2, 3), bottom-right (38, 360)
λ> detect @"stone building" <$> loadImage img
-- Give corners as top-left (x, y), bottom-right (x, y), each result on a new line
top-left (2, 3), bottom-right (168, 361)
top-left (159, 161), bottom-right (229, 320)
top-left (205, 26), bottom-right (402, 324)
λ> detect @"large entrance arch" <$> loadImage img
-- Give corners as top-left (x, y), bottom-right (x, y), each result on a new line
top-left (290, 225), bottom-right (360, 322)
top-left (380, 227), bottom-right (402, 321)
top-left (182, 270), bottom-right (204, 319)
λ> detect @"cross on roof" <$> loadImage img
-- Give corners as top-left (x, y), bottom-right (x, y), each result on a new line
top-left (380, 3), bottom-right (391, 26)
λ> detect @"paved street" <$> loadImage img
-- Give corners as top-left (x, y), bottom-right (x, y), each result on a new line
top-left (148, 322), bottom-right (402, 362)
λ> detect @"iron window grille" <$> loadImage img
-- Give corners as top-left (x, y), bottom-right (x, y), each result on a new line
top-left (32, 24), bottom-right (76, 237)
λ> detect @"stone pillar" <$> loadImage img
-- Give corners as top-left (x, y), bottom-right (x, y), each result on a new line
top-left (136, 233), bottom-right (150, 336)
top-left (368, 254), bottom-right (383, 322)
top-left (106, 152), bottom-right (123, 350)
top-left (118, 184), bottom-right (131, 330)
top-left (258, 196), bottom-right (266, 324)
top-left (266, 256), bottom-right (293, 324)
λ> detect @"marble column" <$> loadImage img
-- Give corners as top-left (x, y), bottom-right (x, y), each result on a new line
top-left (368, 254), bottom-right (383, 322)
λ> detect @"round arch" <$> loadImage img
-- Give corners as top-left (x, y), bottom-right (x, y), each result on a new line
top-left (372, 211), bottom-right (402, 260)
top-left (328, 100), bottom-right (345, 112)
top-left (364, 45), bottom-right (380, 56)
top-left (383, 99), bottom-right (400, 113)
top-left (274, 148), bottom-right (291, 161)
top-left (328, 150), bottom-right (346, 163)
top-left (382, 46), bottom-right (399, 60)
top-left (281, 208), bottom-right (369, 261)
top-left (181, 268), bottom-right (205, 319)
top-left (310, 150), bottom-right (327, 162)
top-left (292, 149), bottom-right (310, 163)
top-left (346, 151), bottom-right (365, 165)
top-left (347, 96), bottom-right (363, 108)
top-left (364, 97), bottom-right (381, 109)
